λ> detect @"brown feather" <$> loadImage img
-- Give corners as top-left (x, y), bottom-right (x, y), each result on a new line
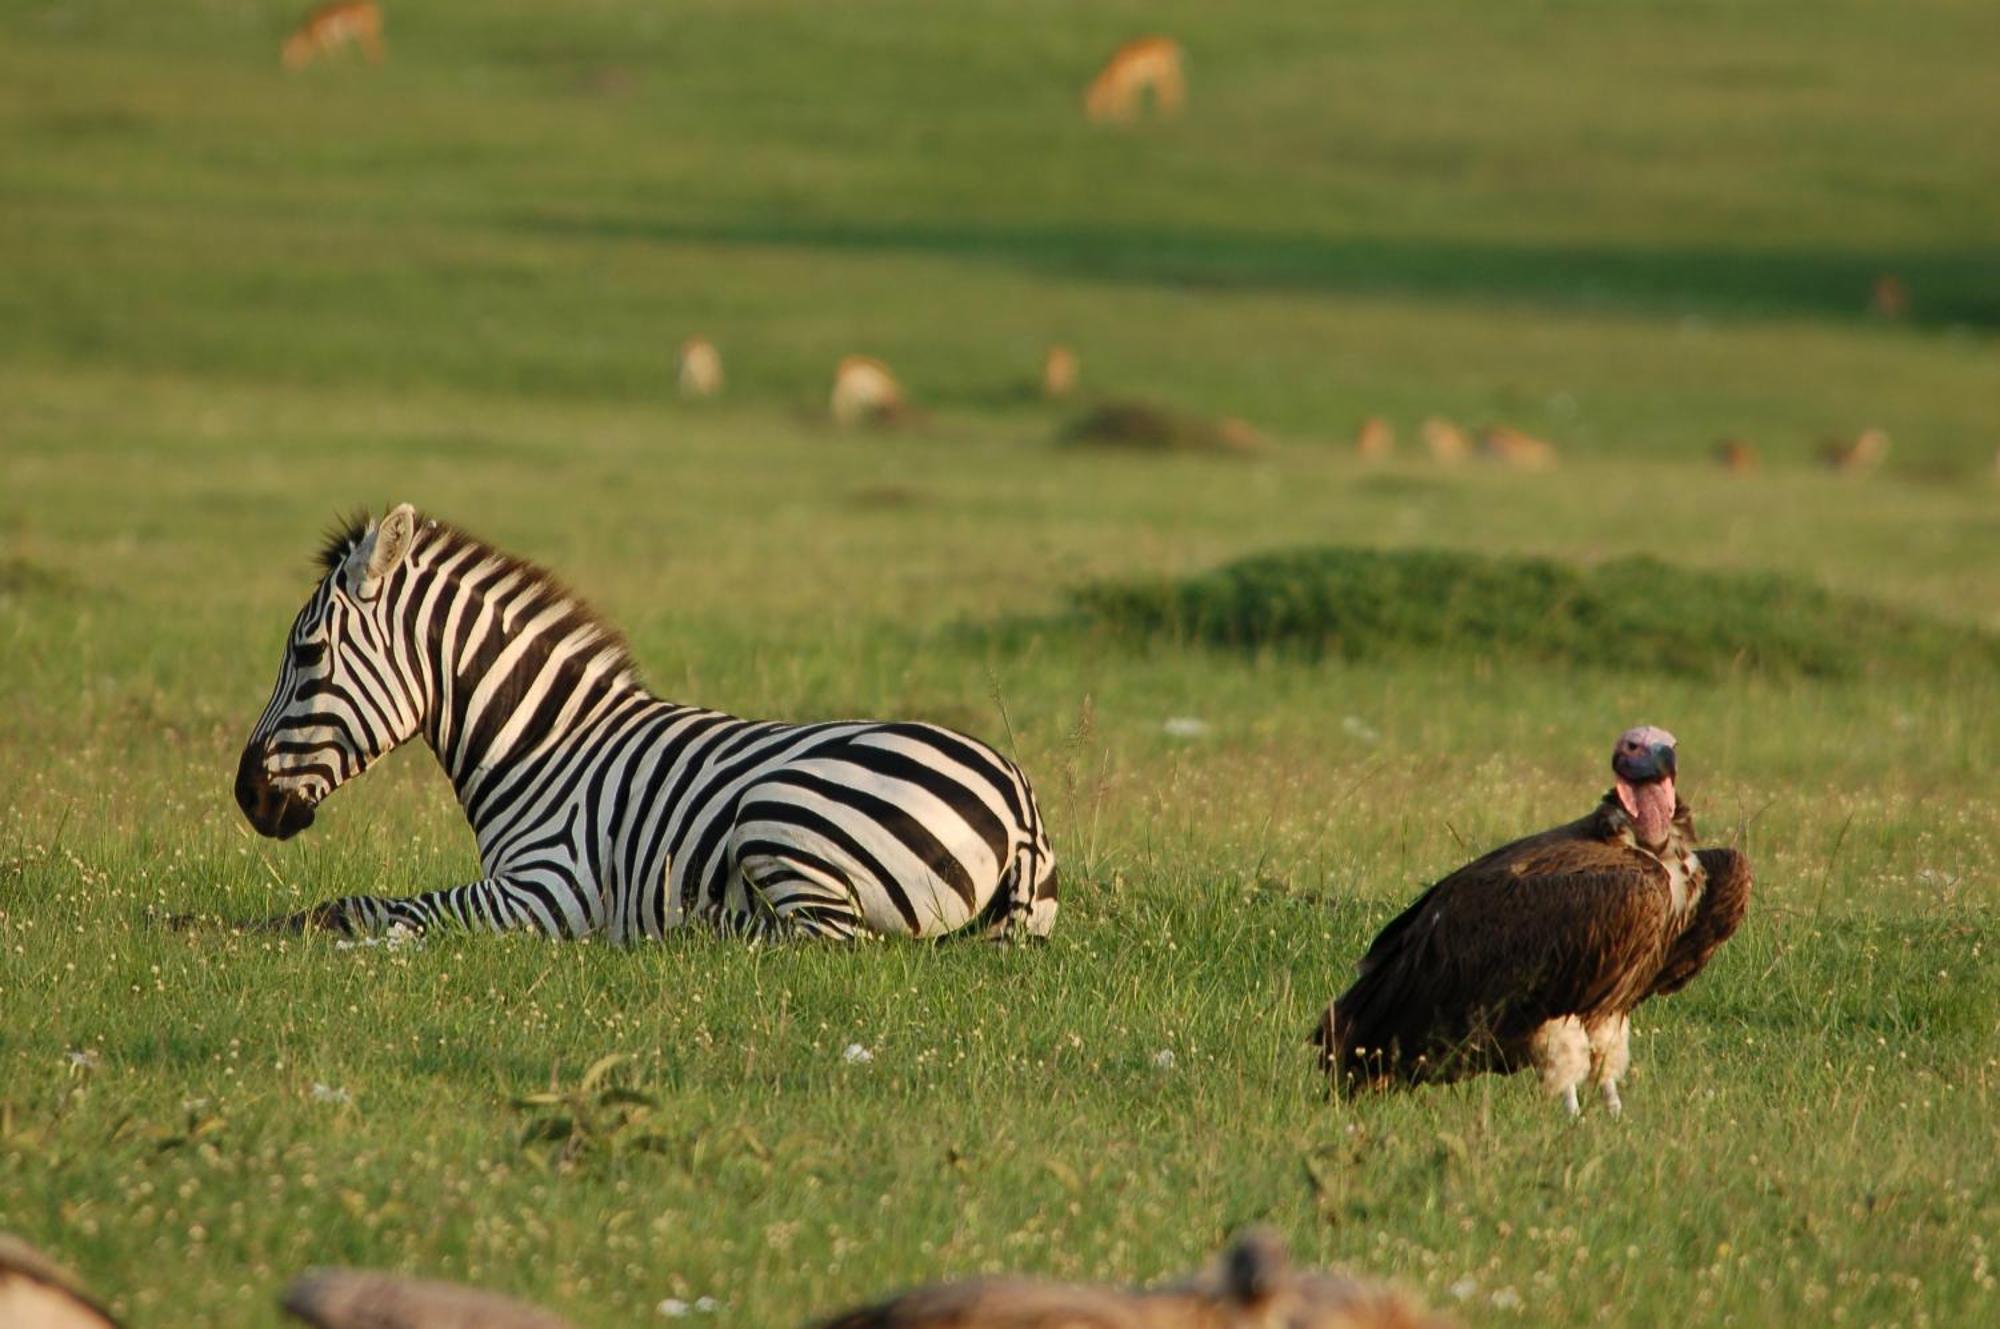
top-left (1646, 847), bottom-right (1752, 998)
top-left (1321, 796), bottom-right (1681, 1089)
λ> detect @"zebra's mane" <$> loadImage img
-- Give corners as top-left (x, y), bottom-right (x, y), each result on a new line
top-left (319, 510), bottom-right (374, 574)
top-left (316, 509), bottom-right (640, 682)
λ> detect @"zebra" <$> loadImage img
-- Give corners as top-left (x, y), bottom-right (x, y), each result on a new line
top-left (230, 503), bottom-right (1059, 942)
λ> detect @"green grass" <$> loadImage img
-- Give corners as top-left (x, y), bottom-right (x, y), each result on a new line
top-left (2, 2), bottom-right (1998, 1326)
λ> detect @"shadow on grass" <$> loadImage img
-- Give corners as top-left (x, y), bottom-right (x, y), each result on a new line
top-left (508, 210), bottom-right (2000, 329)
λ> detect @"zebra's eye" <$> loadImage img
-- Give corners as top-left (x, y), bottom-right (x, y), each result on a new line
top-left (291, 640), bottom-right (327, 669)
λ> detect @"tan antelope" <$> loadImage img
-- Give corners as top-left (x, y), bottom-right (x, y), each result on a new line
top-left (1084, 37), bottom-right (1185, 124)
top-left (1714, 438), bottom-right (1759, 473)
top-left (676, 336), bottom-right (723, 399)
top-left (1478, 424), bottom-right (1558, 469)
top-left (282, 2), bottom-right (384, 71)
top-left (830, 355), bottom-right (907, 427)
top-left (1421, 416), bottom-right (1469, 463)
top-left (1041, 344), bottom-right (1079, 399)
top-left (1820, 428), bottom-right (1890, 473)
top-left (1354, 416), bottom-right (1394, 459)
top-left (1871, 274), bottom-right (1910, 320)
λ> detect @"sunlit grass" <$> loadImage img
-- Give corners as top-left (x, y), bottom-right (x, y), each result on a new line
top-left (3, 1), bottom-right (1998, 1325)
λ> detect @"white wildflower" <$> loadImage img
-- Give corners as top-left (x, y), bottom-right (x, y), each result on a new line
top-left (334, 923), bottom-right (423, 953)
top-left (1161, 717), bottom-right (1209, 739)
top-left (1491, 1287), bottom-right (1523, 1311)
top-left (65, 1048), bottom-right (101, 1074)
top-left (658, 1297), bottom-right (721, 1318)
top-left (1341, 715), bottom-right (1381, 744)
top-left (310, 1082), bottom-right (351, 1105)
top-left (1151, 1049), bottom-right (1176, 1070)
top-left (842, 1043), bottom-right (874, 1065)
top-left (1448, 1278), bottom-right (1478, 1301)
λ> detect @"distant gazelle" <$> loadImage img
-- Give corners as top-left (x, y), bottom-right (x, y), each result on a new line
top-left (1042, 345), bottom-right (1079, 400)
top-left (1714, 439), bottom-right (1759, 473)
top-left (1820, 429), bottom-right (1890, 473)
top-left (1317, 726), bottom-right (1751, 1116)
top-left (1421, 417), bottom-right (1469, 464)
top-left (282, 1), bottom-right (384, 70)
top-left (1478, 424), bottom-right (1557, 469)
top-left (1871, 274), bottom-right (1910, 320)
top-left (1083, 37), bottom-right (1185, 124)
top-left (830, 355), bottom-right (906, 427)
top-left (676, 336), bottom-right (723, 399)
top-left (1354, 417), bottom-right (1394, 459)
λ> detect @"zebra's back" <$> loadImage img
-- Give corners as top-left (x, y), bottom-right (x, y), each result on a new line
top-left (599, 712), bottom-right (1051, 940)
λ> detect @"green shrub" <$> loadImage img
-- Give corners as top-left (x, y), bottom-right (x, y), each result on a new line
top-left (1070, 546), bottom-right (1997, 679)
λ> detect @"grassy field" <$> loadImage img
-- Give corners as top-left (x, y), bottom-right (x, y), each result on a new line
top-left (2, 2), bottom-right (1997, 1325)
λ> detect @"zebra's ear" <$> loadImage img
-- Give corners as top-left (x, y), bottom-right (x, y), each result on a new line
top-left (348, 503), bottom-right (418, 599)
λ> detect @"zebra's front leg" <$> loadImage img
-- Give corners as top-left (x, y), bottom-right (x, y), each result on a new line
top-left (246, 874), bottom-right (596, 939)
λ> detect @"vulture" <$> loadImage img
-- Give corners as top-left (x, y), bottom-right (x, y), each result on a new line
top-left (1316, 726), bottom-right (1751, 1115)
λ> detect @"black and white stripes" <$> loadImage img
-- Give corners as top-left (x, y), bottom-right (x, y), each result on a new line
top-left (234, 504), bottom-right (1058, 942)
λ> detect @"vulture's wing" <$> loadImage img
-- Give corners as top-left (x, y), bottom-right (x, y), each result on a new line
top-left (1325, 831), bottom-right (1675, 1082)
top-left (1645, 847), bottom-right (1752, 999)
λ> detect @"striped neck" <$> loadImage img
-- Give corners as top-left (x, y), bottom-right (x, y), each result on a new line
top-left (391, 526), bottom-right (648, 804)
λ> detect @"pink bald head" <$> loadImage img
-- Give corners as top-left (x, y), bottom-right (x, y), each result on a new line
top-left (1611, 725), bottom-right (1678, 849)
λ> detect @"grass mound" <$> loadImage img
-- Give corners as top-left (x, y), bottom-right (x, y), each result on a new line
top-left (1059, 402), bottom-right (1265, 456)
top-left (0, 557), bottom-right (75, 598)
top-left (1070, 546), bottom-right (1997, 679)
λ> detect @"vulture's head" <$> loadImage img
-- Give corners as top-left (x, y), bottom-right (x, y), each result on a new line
top-left (1612, 725), bottom-right (1678, 848)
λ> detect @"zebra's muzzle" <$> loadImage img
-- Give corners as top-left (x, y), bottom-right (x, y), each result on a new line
top-left (236, 744), bottom-right (317, 840)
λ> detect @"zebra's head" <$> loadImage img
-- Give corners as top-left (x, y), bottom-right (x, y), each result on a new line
top-left (236, 503), bottom-right (425, 839)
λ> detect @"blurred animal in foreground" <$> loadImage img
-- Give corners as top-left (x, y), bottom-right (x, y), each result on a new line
top-left (1477, 425), bottom-right (1557, 469)
top-left (677, 336), bottom-right (723, 399)
top-left (1316, 726), bottom-right (1751, 1116)
top-left (1820, 429), bottom-right (1890, 473)
top-left (2, 1229), bottom-right (1449, 1329)
top-left (816, 1228), bottom-right (1453, 1329)
top-left (830, 355), bottom-right (908, 427)
top-left (1421, 417), bottom-right (1469, 464)
top-left (1713, 438), bottom-right (1758, 473)
top-left (0, 1234), bottom-right (122, 1328)
top-left (1063, 400), bottom-right (1263, 456)
top-left (1042, 344), bottom-right (1079, 399)
top-left (1354, 417), bottom-right (1394, 459)
top-left (1871, 274), bottom-right (1910, 320)
top-left (1084, 37), bottom-right (1185, 123)
top-left (282, 2), bottom-right (383, 70)
top-left (283, 1269), bottom-right (573, 1329)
